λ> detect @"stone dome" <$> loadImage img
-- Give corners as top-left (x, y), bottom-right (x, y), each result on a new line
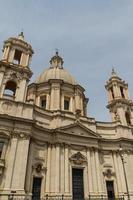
top-left (35, 52), bottom-right (77, 85)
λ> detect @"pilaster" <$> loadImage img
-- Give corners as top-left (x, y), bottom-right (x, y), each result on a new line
top-left (55, 143), bottom-right (60, 193)
top-left (64, 144), bottom-right (69, 194)
top-left (45, 143), bottom-right (51, 193)
top-left (87, 148), bottom-right (93, 194)
top-left (4, 136), bottom-right (18, 191)
top-left (11, 136), bottom-right (30, 192)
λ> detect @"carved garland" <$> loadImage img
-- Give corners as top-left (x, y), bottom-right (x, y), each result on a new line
top-left (103, 169), bottom-right (115, 179)
top-left (69, 152), bottom-right (87, 165)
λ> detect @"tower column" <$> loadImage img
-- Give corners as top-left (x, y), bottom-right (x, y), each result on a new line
top-left (2, 46), bottom-right (10, 60)
top-left (16, 79), bottom-right (27, 102)
top-left (0, 67), bottom-right (5, 88)
top-left (8, 48), bottom-right (15, 63)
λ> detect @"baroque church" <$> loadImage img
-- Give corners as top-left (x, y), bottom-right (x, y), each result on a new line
top-left (0, 33), bottom-right (133, 200)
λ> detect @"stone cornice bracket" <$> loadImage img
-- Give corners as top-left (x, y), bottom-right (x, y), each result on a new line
top-left (69, 151), bottom-right (87, 165)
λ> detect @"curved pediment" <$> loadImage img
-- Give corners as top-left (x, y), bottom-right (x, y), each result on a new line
top-left (69, 152), bottom-right (87, 165)
top-left (56, 122), bottom-right (101, 139)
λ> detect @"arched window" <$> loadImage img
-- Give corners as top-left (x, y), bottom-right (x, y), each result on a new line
top-left (125, 111), bottom-right (131, 125)
top-left (120, 86), bottom-right (125, 98)
top-left (4, 81), bottom-right (17, 97)
top-left (13, 49), bottom-right (22, 65)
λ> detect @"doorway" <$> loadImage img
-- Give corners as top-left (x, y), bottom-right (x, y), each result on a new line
top-left (106, 180), bottom-right (115, 200)
top-left (32, 177), bottom-right (42, 200)
top-left (72, 168), bottom-right (84, 200)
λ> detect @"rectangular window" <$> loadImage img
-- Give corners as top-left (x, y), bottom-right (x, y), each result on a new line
top-left (13, 49), bottom-right (22, 65)
top-left (64, 97), bottom-right (70, 110)
top-left (40, 96), bottom-right (46, 109)
top-left (0, 142), bottom-right (4, 158)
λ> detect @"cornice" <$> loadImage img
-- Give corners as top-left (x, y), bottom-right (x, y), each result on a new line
top-left (3, 37), bottom-right (34, 54)
top-left (0, 61), bottom-right (33, 78)
top-left (107, 98), bottom-right (133, 108)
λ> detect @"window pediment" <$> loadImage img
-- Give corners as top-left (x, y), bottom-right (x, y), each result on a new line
top-left (69, 152), bottom-right (87, 165)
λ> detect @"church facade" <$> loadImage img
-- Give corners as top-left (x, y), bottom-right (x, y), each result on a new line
top-left (0, 33), bottom-right (133, 200)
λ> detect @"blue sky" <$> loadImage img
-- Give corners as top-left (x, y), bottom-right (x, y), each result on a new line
top-left (0, 0), bottom-right (133, 121)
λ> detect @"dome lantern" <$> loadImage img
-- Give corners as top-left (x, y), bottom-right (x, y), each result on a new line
top-left (50, 51), bottom-right (64, 69)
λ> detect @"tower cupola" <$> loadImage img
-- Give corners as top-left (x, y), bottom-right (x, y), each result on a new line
top-left (105, 68), bottom-right (133, 126)
top-left (2, 32), bottom-right (34, 67)
top-left (0, 33), bottom-right (34, 102)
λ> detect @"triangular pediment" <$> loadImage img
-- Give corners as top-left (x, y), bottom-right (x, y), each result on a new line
top-left (57, 122), bottom-right (101, 138)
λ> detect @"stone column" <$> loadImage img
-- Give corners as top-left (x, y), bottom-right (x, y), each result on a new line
top-left (20, 53), bottom-right (24, 66)
top-left (124, 88), bottom-right (129, 100)
top-left (55, 143), bottom-right (60, 193)
top-left (0, 67), bottom-right (5, 90)
top-left (91, 148), bottom-right (98, 193)
top-left (117, 153), bottom-right (126, 193)
top-left (60, 145), bottom-right (65, 193)
top-left (108, 90), bottom-right (112, 101)
top-left (113, 85), bottom-right (119, 98)
top-left (112, 151), bottom-right (122, 194)
top-left (26, 54), bottom-right (30, 66)
top-left (8, 48), bottom-right (15, 63)
top-left (95, 149), bottom-right (102, 193)
top-left (46, 94), bottom-right (50, 110)
top-left (45, 144), bottom-right (51, 193)
top-left (70, 97), bottom-right (73, 112)
top-left (4, 137), bottom-right (18, 191)
top-left (64, 144), bottom-right (69, 193)
top-left (75, 94), bottom-right (81, 111)
top-left (117, 107), bottom-right (127, 125)
top-left (50, 83), bottom-right (60, 110)
top-left (50, 144), bottom-right (56, 192)
top-left (11, 137), bottom-right (30, 191)
top-left (2, 46), bottom-right (10, 60)
top-left (84, 164), bottom-right (89, 198)
top-left (16, 79), bottom-right (27, 102)
top-left (87, 148), bottom-right (93, 194)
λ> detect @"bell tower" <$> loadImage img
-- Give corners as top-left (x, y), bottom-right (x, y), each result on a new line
top-left (105, 69), bottom-right (133, 126)
top-left (0, 32), bottom-right (34, 102)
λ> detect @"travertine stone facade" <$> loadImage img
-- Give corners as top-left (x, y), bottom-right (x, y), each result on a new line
top-left (0, 33), bottom-right (133, 200)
